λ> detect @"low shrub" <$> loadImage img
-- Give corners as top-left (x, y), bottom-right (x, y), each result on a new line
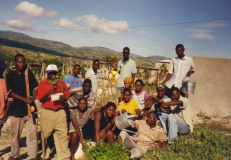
top-left (141, 127), bottom-right (231, 160)
top-left (83, 140), bottom-right (130, 160)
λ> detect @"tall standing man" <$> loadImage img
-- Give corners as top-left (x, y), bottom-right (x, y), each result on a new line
top-left (85, 59), bottom-right (100, 98)
top-left (116, 47), bottom-right (137, 101)
top-left (63, 64), bottom-right (82, 89)
top-left (6, 54), bottom-right (38, 160)
top-left (38, 64), bottom-right (70, 160)
top-left (161, 44), bottom-right (196, 95)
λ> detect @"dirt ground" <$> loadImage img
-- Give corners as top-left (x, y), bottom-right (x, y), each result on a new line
top-left (0, 100), bottom-right (231, 160)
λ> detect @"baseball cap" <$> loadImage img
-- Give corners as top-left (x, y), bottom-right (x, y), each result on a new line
top-left (46, 64), bottom-right (58, 73)
top-left (157, 84), bottom-right (165, 90)
top-left (0, 58), bottom-right (8, 69)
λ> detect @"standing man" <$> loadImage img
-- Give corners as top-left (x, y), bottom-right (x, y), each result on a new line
top-left (161, 44), bottom-right (196, 96)
top-left (63, 64), bottom-right (82, 89)
top-left (38, 64), bottom-right (70, 160)
top-left (85, 59), bottom-right (100, 98)
top-left (116, 47), bottom-right (137, 101)
top-left (6, 54), bottom-right (38, 160)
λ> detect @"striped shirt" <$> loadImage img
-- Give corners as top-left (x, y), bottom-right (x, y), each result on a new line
top-left (67, 87), bottom-right (95, 108)
top-left (132, 120), bottom-right (168, 153)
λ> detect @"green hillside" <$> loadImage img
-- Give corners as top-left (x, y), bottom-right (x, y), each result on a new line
top-left (0, 30), bottom-right (157, 67)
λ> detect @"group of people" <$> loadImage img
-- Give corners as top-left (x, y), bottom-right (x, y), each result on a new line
top-left (0, 44), bottom-right (196, 160)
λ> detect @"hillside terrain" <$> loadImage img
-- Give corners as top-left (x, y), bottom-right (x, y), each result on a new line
top-left (0, 30), bottom-right (169, 67)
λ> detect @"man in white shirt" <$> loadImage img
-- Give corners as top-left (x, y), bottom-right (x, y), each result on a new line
top-left (85, 59), bottom-right (100, 98)
top-left (161, 44), bottom-right (196, 95)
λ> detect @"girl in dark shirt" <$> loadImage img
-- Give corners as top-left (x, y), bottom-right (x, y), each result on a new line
top-left (82, 102), bottom-right (117, 144)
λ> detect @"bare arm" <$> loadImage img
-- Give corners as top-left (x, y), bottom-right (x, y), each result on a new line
top-left (2, 101), bottom-right (11, 124)
top-left (152, 97), bottom-right (165, 103)
top-left (9, 92), bottom-right (35, 105)
top-left (40, 89), bottom-right (56, 103)
top-left (159, 100), bottom-right (183, 111)
top-left (120, 89), bottom-right (124, 102)
top-left (135, 109), bottom-right (142, 118)
top-left (90, 108), bottom-right (102, 120)
top-left (94, 111), bottom-right (103, 142)
top-left (132, 74), bottom-right (136, 83)
top-left (71, 118), bottom-right (84, 143)
top-left (161, 73), bottom-right (173, 85)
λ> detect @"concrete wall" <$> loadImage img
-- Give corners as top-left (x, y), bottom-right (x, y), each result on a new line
top-left (188, 56), bottom-right (231, 117)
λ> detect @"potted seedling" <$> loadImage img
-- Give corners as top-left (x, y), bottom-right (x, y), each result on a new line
top-left (49, 74), bottom-right (68, 101)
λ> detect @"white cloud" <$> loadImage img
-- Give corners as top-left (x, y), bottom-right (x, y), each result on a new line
top-left (14, 1), bottom-right (44, 18)
top-left (100, 40), bottom-right (115, 45)
top-left (45, 11), bottom-right (58, 18)
top-left (184, 28), bottom-right (213, 33)
top-left (14, 1), bottom-right (58, 18)
top-left (52, 18), bottom-right (84, 31)
top-left (138, 30), bottom-right (147, 35)
top-left (197, 22), bottom-right (227, 28)
top-left (73, 14), bottom-right (131, 35)
top-left (0, 20), bottom-right (31, 30)
top-left (189, 34), bottom-right (215, 41)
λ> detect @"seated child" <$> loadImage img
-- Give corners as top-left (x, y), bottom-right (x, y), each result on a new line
top-left (82, 102), bottom-right (117, 144)
top-left (120, 77), bottom-right (133, 102)
top-left (68, 98), bottom-right (101, 160)
top-left (117, 89), bottom-right (141, 118)
top-left (131, 79), bottom-right (149, 113)
top-left (118, 111), bottom-right (168, 159)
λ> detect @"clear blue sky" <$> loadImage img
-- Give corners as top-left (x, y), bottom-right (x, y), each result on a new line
top-left (0, 0), bottom-right (231, 59)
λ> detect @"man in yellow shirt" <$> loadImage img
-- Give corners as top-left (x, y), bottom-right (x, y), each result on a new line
top-left (117, 89), bottom-right (141, 117)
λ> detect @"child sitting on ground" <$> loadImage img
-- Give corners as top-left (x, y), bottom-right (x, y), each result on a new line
top-left (68, 98), bottom-right (101, 160)
top-left (120, 77), bottom-right (133, 102)
top-left (131, 79), bottom-right (149, 114)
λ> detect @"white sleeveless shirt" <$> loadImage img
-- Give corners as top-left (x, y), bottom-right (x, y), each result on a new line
top-left (131, 90), bottom-right (146, 110)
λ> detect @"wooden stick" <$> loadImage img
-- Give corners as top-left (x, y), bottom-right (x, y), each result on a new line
top-left (25, 65), bottom-right (31, 117)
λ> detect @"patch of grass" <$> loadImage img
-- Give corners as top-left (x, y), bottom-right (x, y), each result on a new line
top-left (141, 127), bottom-right (231, 160)
top-left (195, 123), bottom-right (231, 134)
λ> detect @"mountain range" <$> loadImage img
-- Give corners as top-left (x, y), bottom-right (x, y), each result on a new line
top-left (0, 30), bottom-right (170, 66)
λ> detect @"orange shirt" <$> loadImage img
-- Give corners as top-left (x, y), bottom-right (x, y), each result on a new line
top-left (38, 78), bottom-right (70, 110)
top-left (0, 79), bottom-right (8, 119)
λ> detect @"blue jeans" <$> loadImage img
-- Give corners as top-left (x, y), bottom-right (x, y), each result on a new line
top-left (158, 112), bottom-right (169, 134)
top-left (167, 114), bottom-right (189, 144)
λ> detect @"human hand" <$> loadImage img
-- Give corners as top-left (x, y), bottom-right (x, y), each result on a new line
top-left (159, 105), bottom-right (165, 112)
top-left (99, 130), bottom-right (106, 138)
top-left (79, 136), bottom-right (84, 144)
top-left (121, 109), bottom-right (126, 114)
top-left (59, 95), bottom-right (67, 101)
top-left (186, 70), bottom-right (194, 76)
top-left (2, 113), bottom-right (7, 124)
top-left (146, 96), bottom-right (153, 101)
top-left (23, 96), bottom-right (35, 104)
